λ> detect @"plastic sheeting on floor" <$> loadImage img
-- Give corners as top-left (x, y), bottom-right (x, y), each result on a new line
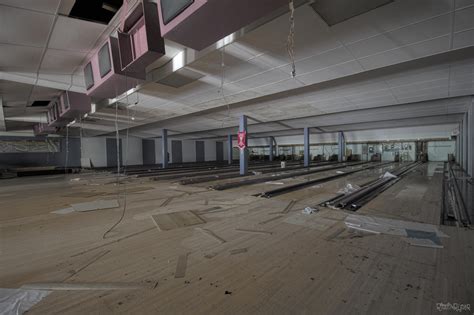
top-left (0, 288), bottom-right (51, 315)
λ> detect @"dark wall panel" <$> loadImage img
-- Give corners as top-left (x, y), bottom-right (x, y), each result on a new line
top-left (216, 141), bottom-right (224, 161)
top-left (196, 141), bottom-right (205, 162)
top-left (0, 136), bottom-right (81, 168)
top-left (106, 138), bottom-right (123, 168)
top-left (171, 140), bottom-right (182, 163)
top-left (142, 139), bottom-right (156, 165)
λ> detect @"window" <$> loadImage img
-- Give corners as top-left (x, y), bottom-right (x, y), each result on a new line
top-left (98, 43), bottom-right (112, 78)
top-left (160, 0), bottom-right (194, 25)
top-left (84, 62), bottom-right (94, 89)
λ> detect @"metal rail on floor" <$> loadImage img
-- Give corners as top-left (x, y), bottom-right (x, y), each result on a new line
top-left (442, 162), bottom-right (472, 227)
top-left (210, 161), bottom-right (370, 191)
top-left (323, 162), bottom-right (422, 210)
top-left (179, 161), bottom-right (339, 185)
top-left (256, 162), bottom-right (394, 198)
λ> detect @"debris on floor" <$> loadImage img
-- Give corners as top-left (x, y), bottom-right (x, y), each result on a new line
top-left (196, 227), bottom-right (226, 244)
top-left (302, 207), bottom-right (318, 214)
top-left (382, 171), bottom-right (397, 179)
top-left (229, 248), bottom-right (248, 255)
top-left (235, 228), bottom-right (273, 235)
top-left (0, 288), bottom-right (51, 315)
top-left (152, 211), bottom-right (206, 231)
top-left (50, 207), bottom-right (75, 214)
top-left (344, 214), bottom-right (448, 248)
top-left (20, 282), bottom-right (149, 291)
top-left (337, 183), bottom-right (360, 195)
top-left (174, 253), bottom-right (189, 278)
top-left (71, 199), bottom-right (120, 212)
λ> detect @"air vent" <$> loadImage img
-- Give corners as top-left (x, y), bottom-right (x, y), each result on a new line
top-left (30, 101), bottom-right (51, 107)
top-left (311, 0), bottom-right (393, 26)
top-left (69, 0), bottom-right (123, 25)
top-left (156, 68), bottom-right (204, 88)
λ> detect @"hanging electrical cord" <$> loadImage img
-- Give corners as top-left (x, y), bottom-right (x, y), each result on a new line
top-left (64, 125), bottom-right (69, 175)
top-left (287, 0), bottom-right (296, 78)
top-left (102, 73), bottom-right (132, 239)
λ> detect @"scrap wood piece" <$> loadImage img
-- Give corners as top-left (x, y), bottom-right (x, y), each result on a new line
top-left (21, 282), bottom-right (149, 291)
top-left (259, 215), bottom-right (284, 225)
top-left (195, 206), bottom-right (223, 215)
top-left (175, 253), bottom-right (189, 278)
top-left (268, 199), bottom-right (296, 215)
top-left (151, 211), bottom-right (206, 231)
top-left (71, 199), bottom-right (119, 212)
top-left (71, 227), bottom-right (155, 258)
top-left (282, 200), bottom-right (296, 214)
top-left (235, 228), bottom-right (273, 235)
top-left (196, 227), bottom-right (226, 244)
top-left (51, 207), bottom-right (75, 215)
top-left (61, 191), bottom-right (106, 198)
top-left (229, 248), bottom-right (248, 255)
top-left (160, 196), bottom-right (174, 207)
top-left (63, 250), bottom-right (111, 282)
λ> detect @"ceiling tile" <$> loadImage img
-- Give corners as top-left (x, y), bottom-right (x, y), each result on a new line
top-left (346, 14), bottom-right (451, 59)
top-left (48, 16), bottom-right (106, 52)
top-left (40, 48), bottom-right (87, 73)
top-left (0, 0), bottom-right (61, 14)
top-left (453, 29), bottom-right (474, 49)
top-left (0, 44), bottom-right (43, 71)
top-left (454, 6), bottom-right (474, 31)
top-left (0, 6), bottom-right (54, 47)
top-left (358, 35), bottom-right (450, 70)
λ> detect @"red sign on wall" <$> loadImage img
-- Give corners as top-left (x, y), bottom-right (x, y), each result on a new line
top-left (237, 131), bottom-right (247, 150)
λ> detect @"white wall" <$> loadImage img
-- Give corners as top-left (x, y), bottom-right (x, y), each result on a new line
top-left (122, 136), bottom-right (143, 166)
top-left (81, 137), bottom-right (107, 167)
top-left (427, 141), bottom-right (455, 161)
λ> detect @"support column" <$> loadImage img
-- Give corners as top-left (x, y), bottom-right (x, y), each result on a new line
top-left (463, 113), bottom-right (468, 170)
top-left (162, 129), bottom-right (168, 169)
top-left (338, 131), bottom-right (345, 162)
top-left (227, 134), bottom-right (233, 165)
top-left (269, 137), bottom-right (274, 162)
top-left (468, 100), bottom-right (474, 176)
top-left (304, 127), bottom-right (310, 167)
top-left (239, 115), bottom-right (248, 175)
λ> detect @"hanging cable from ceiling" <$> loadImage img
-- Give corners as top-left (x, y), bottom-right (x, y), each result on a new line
top-left (287, 0), bottom-right (296, 78)
top-left (218, 44), bottom-right (231, 129)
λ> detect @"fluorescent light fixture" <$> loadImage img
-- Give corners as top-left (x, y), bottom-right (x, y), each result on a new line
top-left (102, 3), bottom-right (119, 13)
top-left (67, 119), bottom-right (77, 127)
top-left (172, 51), bottom-right (185, 72)
top-left (91, 103), bottom-right (96, 114)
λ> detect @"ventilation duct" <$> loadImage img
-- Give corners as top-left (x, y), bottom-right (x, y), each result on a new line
top-left (58, 91), bottom-right (91, 119)
top-left (156, 0), bottom-right (288, 50)
top-left (83, 37), bottom-right (145, 99)
top-left (33, 123), bottom-right (57, 136)
top-left (118, 0), bottom-right (165, 73)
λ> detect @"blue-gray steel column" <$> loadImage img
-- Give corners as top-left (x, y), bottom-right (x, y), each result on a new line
top-left (304, 127), bottom-right (310, 167)
top-left (239, 115), bottom-right (248, 175)
top-left (269, 137), bottom-right (274, 162)
top-left (338, 131), bottom-right (345, 162)
top-left (162, 129), bottom-right (168, 169)
top-left (227, 134), bottom-right (233, 165)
